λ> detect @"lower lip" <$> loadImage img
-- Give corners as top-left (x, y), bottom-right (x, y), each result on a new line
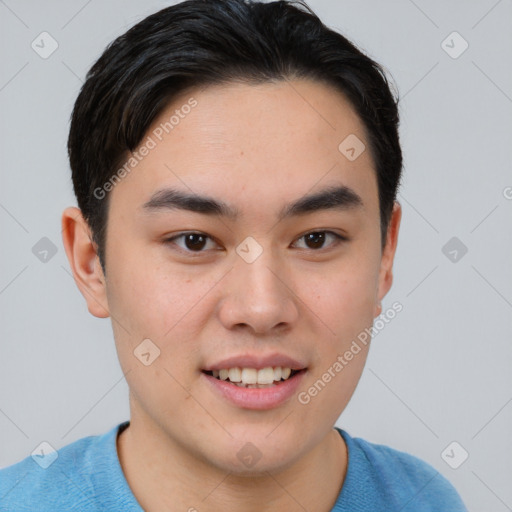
top-left (202, 371), bottom-right (306, 410)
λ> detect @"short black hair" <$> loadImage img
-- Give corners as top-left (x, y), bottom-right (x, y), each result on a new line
top-left (68, 0), bottom-right (402, 272)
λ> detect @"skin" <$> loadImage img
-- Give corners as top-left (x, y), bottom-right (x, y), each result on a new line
top-left (62, 79), bottom-right (401, 512)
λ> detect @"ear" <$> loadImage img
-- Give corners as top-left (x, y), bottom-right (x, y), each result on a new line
top-left (374, 201), bottom-right (402, 318)
top-left (61, 207), bottom-right (110, 318)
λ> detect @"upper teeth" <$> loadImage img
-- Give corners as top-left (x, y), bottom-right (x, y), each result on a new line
top-left (213, 367), bottom-right (292, 385)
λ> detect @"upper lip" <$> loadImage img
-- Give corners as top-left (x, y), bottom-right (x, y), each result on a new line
top-left (202, 353), bottom-right (307, 371)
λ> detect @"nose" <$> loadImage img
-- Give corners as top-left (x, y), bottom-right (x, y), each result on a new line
top-left (217, 250), bottom-right (300, 335)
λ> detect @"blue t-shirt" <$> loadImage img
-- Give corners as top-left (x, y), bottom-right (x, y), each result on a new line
top-left (0, 421), bottom-right (467, 511)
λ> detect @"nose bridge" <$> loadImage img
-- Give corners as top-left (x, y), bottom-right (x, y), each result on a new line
top-left (238, 251), bottom-right (283, 301)
top-left (219, 241), bottom-right (299, 332)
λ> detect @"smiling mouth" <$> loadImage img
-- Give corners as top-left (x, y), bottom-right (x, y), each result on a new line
top-left (202, 367), bottom-right (305, 388)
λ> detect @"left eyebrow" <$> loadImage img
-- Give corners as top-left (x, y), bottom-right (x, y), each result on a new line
top-left (277, 185), bottom-right (363, 220)
top-left (141, 184), bottom-right (364, 221)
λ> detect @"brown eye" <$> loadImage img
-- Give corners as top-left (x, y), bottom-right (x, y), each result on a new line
top-left (304, 232), bottom-right (326, 249)
top-left (165, 232), bottom-right (217, 253)
top-left (293, 231), bottom-right (346, 250)
top-left (183, 233), bottom-right (208, 251)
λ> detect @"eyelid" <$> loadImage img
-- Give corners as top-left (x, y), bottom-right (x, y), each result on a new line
top-left (164, 231), bottom-right (220, 255)
top-left (164, 230), bottom-right (347, 255)
top-left (291, 230), bottom-right (347, 250)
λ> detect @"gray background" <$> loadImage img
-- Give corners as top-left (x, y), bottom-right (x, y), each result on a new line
top-left (1, 0), bottom-right (511, 510)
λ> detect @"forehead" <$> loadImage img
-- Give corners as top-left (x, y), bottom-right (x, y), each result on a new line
top-left (109, 79), bottom-right (378, 218)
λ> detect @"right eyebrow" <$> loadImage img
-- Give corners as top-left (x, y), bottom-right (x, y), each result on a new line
top-left (142, 187), bottom-right (239, 220)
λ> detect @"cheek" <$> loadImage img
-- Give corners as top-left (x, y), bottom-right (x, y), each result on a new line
top-left (105, 242), bottom-right (193, 337)
top-left (295, 269), bottom-right (375, 421)
top-left (297, 258), bottom-right (380, 344)
top-left (104, 245), bottom-right (222, 378)
top-left (293, 250), bottom-right (380, 415)
top-left (105, 255), bottom-right (207, 422)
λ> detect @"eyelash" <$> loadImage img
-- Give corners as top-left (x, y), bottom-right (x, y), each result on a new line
top-left (163, 230), bottom-right (347, 256)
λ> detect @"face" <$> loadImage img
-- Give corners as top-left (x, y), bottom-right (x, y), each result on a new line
top-left (64, 79), bottom-right (400, 474)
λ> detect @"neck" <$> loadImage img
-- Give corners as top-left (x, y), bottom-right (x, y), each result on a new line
top-left (117, 410), bottom-right (348, 512)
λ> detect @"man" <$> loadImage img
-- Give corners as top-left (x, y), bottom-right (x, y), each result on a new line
top-left (0, 0), bottom-right (467, 510)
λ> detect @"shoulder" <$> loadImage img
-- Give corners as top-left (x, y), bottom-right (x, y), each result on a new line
top-left (335, 429), bottom-right (468, 512)
top-left (0, 422), bottom-right (128, 512)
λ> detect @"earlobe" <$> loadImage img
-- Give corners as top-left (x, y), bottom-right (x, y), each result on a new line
top-left (61, 207), bottom-right (110, 318)
top-left (376, 201), bottom-right (402, 309)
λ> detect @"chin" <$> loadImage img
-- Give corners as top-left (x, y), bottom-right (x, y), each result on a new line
top-left (200, 430), bottom-right (303, 476)
top-left (212, 451), bottom-right (297, 477)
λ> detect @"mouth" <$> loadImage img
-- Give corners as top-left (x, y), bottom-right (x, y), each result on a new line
top-left (202, 367), bottom-right (305, 388)
top-left (201, 354), bottom-right (308, 409)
